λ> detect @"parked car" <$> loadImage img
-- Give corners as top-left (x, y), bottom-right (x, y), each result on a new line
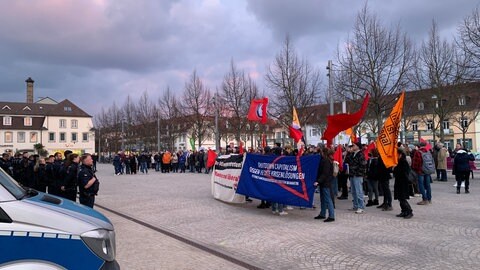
top-left (0, 167), bottom-right (119, 270)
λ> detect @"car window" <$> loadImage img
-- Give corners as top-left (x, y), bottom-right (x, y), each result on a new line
top-left (0, 168), bottom-right (26, 200)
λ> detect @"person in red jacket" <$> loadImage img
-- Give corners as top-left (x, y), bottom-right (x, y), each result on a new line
top-left (411, 142), bottom-right (433, 205)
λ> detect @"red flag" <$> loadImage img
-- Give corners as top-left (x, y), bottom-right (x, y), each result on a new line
top-left (365, 141), bottom-right (376, 160)
top-left (247, 97), bottom-right (268, 124)
top-left (419, 138), bottom-right (432, 151)
top-left (333, 145), bottom-right (343, 171)
top-left (261, 134), bottom-right (266, 148)
top-left (322, 94), bottom-right (370, 143)
top-left (289, 126), bottom-right (304, 142)
top-left (207, 149), bottom-right (218, 169)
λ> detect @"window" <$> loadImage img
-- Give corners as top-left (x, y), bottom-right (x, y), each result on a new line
top-left (4, 132), bottom-right (12, 143)
top-left (24, 117), bottom-right (32, 126)
top-left (71, 132), bottom-right (78, 142)
top-left (459, 96), bottom-right (466, 106)
top-left (275, 132), bottom-right (282, 139)
top-left (49, 132), bottom-right (55, 142)
top-left (71, 119), bottom-right (78, 129)
top-left (461, 118), bottom-right (469, 128)
top-left (417, 102), bottom-right (424, 111)
top-left (30, 132), bottom-right (38, 143)
top-left (412, 121), bottom-right (418, 131)
top-left (64, 106), bottom-right (72, 112)
top-left (59, 119), bottom-right (67, 128)
top-left (17, 132), bottom-right (25, 143)
top-left (427, 120), bottom-right (433, 130)
top-left (310, 128), bottom-right (321, 137)
top-left (3, 116), bottom-right (12, 126)
top-left (457, 139), bottom-right (472, 150)
top-left (60, 132), bottom-right (66, 142)
top-left (442, 120), bottom-right (449, 130)
top-left (82, 132), bottom-right (89, 142)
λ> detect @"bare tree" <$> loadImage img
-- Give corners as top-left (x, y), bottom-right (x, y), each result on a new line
top-left (182, 70), bottom-right (212, 148)
top-left (411, 20), bottom-right (472, 142)
top-left (265, 35), bottom-right (323, 128)
top-left (336, 5), bottom-right (412, 133)
top-left (458, 6), bottom-right (480, 76)
top-left (220, 60), bottom-right (259, 144)
top-left (135, 91), bottom-right (157, 151)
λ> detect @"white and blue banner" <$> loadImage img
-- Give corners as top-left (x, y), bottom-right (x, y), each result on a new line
top-left (236, 153), bottom-right (321, 208)
top-left (211, 154), bottom-right (246, 203)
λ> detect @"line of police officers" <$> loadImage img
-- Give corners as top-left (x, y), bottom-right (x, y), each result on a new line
top-left (0, 150), bottom-right (99, 208)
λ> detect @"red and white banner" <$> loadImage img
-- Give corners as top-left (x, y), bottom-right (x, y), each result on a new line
top-left (211, 154), bottom-right (245, 203)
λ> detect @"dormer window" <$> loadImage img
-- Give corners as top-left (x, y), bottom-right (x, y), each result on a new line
top-left (459, 96), bottom-right (466, 106)
top-left (64, 106), bottom-right (72, 112)
top-left (3, 116), bottom-right (12, 126)
top-left (24, 117), bottom-right (32, 126)
top-left (23, 106), bottom-right (31, 111)
top-left (2, 105), bottom-right (11, 111)
top-left (418, 102), bottom-right (424, 111)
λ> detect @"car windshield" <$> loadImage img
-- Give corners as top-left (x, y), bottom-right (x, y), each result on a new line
top-left (0, 168), bottom-right (26, 200)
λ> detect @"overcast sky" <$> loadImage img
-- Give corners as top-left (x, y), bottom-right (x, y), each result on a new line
top-left (0, 0), bottom-right (477, 116)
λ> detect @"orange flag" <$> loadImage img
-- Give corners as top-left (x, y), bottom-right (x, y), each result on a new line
top-left (345, 127), bottom-right (357, 143)
top-left (376, 92), bottom-right (405, 168)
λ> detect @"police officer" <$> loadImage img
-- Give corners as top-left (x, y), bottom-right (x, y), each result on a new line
top-left (0, 153), bottom-right (12, 176)
top-left (50, 152), bottom-right (64, 196)
top-left (78, 154), bottom-right (99, 208)
top-left (61, 153), bottom-right (80, 202)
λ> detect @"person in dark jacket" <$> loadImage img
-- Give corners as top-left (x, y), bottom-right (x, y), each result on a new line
top-left (393, 148), bottom-right (413, 219)
top-left (78, 154), bottom-right (99, 208)
top-left (344, 142), bottom-right (366, 214)
top-left (314, 148), bottom-right (335, 222)
top-left (61, 154), bottom-right (80, 201)
top-left (453, 148), bottom-right (475, 194)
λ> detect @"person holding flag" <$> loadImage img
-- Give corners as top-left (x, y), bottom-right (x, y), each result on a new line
top-left (289, 107), bottom-right (305, 156)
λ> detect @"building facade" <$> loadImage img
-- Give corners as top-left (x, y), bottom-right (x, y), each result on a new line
top-left (0, 78), bottom-right (95, 156)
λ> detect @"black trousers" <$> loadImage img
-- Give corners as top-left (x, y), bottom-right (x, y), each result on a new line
top-left (80, 195), bottom-right (95, 208)
top-left (337, 174), bottom-right (348, 198)
top-left (399, 199), bottom-right (412, 214)
top-left (379, 180), bottom-right (392, 207)
top-left (456, 171), bottom-right (470, 190)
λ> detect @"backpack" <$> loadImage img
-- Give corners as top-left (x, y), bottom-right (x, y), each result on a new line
top-left (421, 151), bottom-right (436, 174)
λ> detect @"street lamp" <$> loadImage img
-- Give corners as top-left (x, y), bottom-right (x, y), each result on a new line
top-left (213, 91), bottom-right (220, 153)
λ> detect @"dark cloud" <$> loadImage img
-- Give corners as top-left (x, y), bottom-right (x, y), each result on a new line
top-left (0, 0), bottom-right (477, 116)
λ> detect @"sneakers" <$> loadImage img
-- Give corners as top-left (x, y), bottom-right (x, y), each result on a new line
top-left (286, 206), bottom-right (294, 210)
top-left (417, 200), bottom-right (428, 205)
top-left (355, 209), bottom-right (364, 214)
top-left (324, 217), bottom-right (335, 222)
top-left (314, 215), bottom-right (326, 220)
top-left (272, 210), bottom-right (279, 215)
top-left (404, 213), bottom-right (414, 219)
top-left (278, 211), bottom-right (288, 216)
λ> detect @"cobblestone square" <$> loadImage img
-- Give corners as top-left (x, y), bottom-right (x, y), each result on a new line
top-left (95, 164), bottom-right (480, 269)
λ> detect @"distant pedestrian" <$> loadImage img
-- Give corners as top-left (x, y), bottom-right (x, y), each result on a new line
top-left (411, 142), bottom-right (434, 205)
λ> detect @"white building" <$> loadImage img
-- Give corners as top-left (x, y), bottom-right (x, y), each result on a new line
top-left (0, 78), bottom-right (95, 156)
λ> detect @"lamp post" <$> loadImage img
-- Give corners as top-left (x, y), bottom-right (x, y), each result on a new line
top-left (121, 118), bottom-right (125, 151)
top-left (157, 110), bottom-right (161, 152)
top-left (213, 91), bottom-right (220, 153)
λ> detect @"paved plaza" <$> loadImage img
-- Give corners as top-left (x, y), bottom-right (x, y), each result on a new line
top-left (94, 164), bottom-right (480, 269)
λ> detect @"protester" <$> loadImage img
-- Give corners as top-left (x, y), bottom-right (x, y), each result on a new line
top-left (453, 146), bottom-right (475, 194)
top-left (365, 148), bottom-right (380, 207)
top-left (393, 148), bottom-right (413, 219)
top-left (435, 143), bottom-right (448, 181)
top-left (344, 142), bottom-right (366, 214)
top-left (314, 148), bottom-right (335, 222)
top-left (411, 142), bottom-right (434, 205)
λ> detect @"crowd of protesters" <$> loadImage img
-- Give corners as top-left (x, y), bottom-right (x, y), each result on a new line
top-left (0, 151), bottom-right (99, 208)
top-left (109, 148), bottom-right (218, 176)
top-left (244, 140), bottom-right (476, 222)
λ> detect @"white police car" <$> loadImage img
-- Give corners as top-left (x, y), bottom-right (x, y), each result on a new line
top-left (0, 168), bottom-right (119, 270)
